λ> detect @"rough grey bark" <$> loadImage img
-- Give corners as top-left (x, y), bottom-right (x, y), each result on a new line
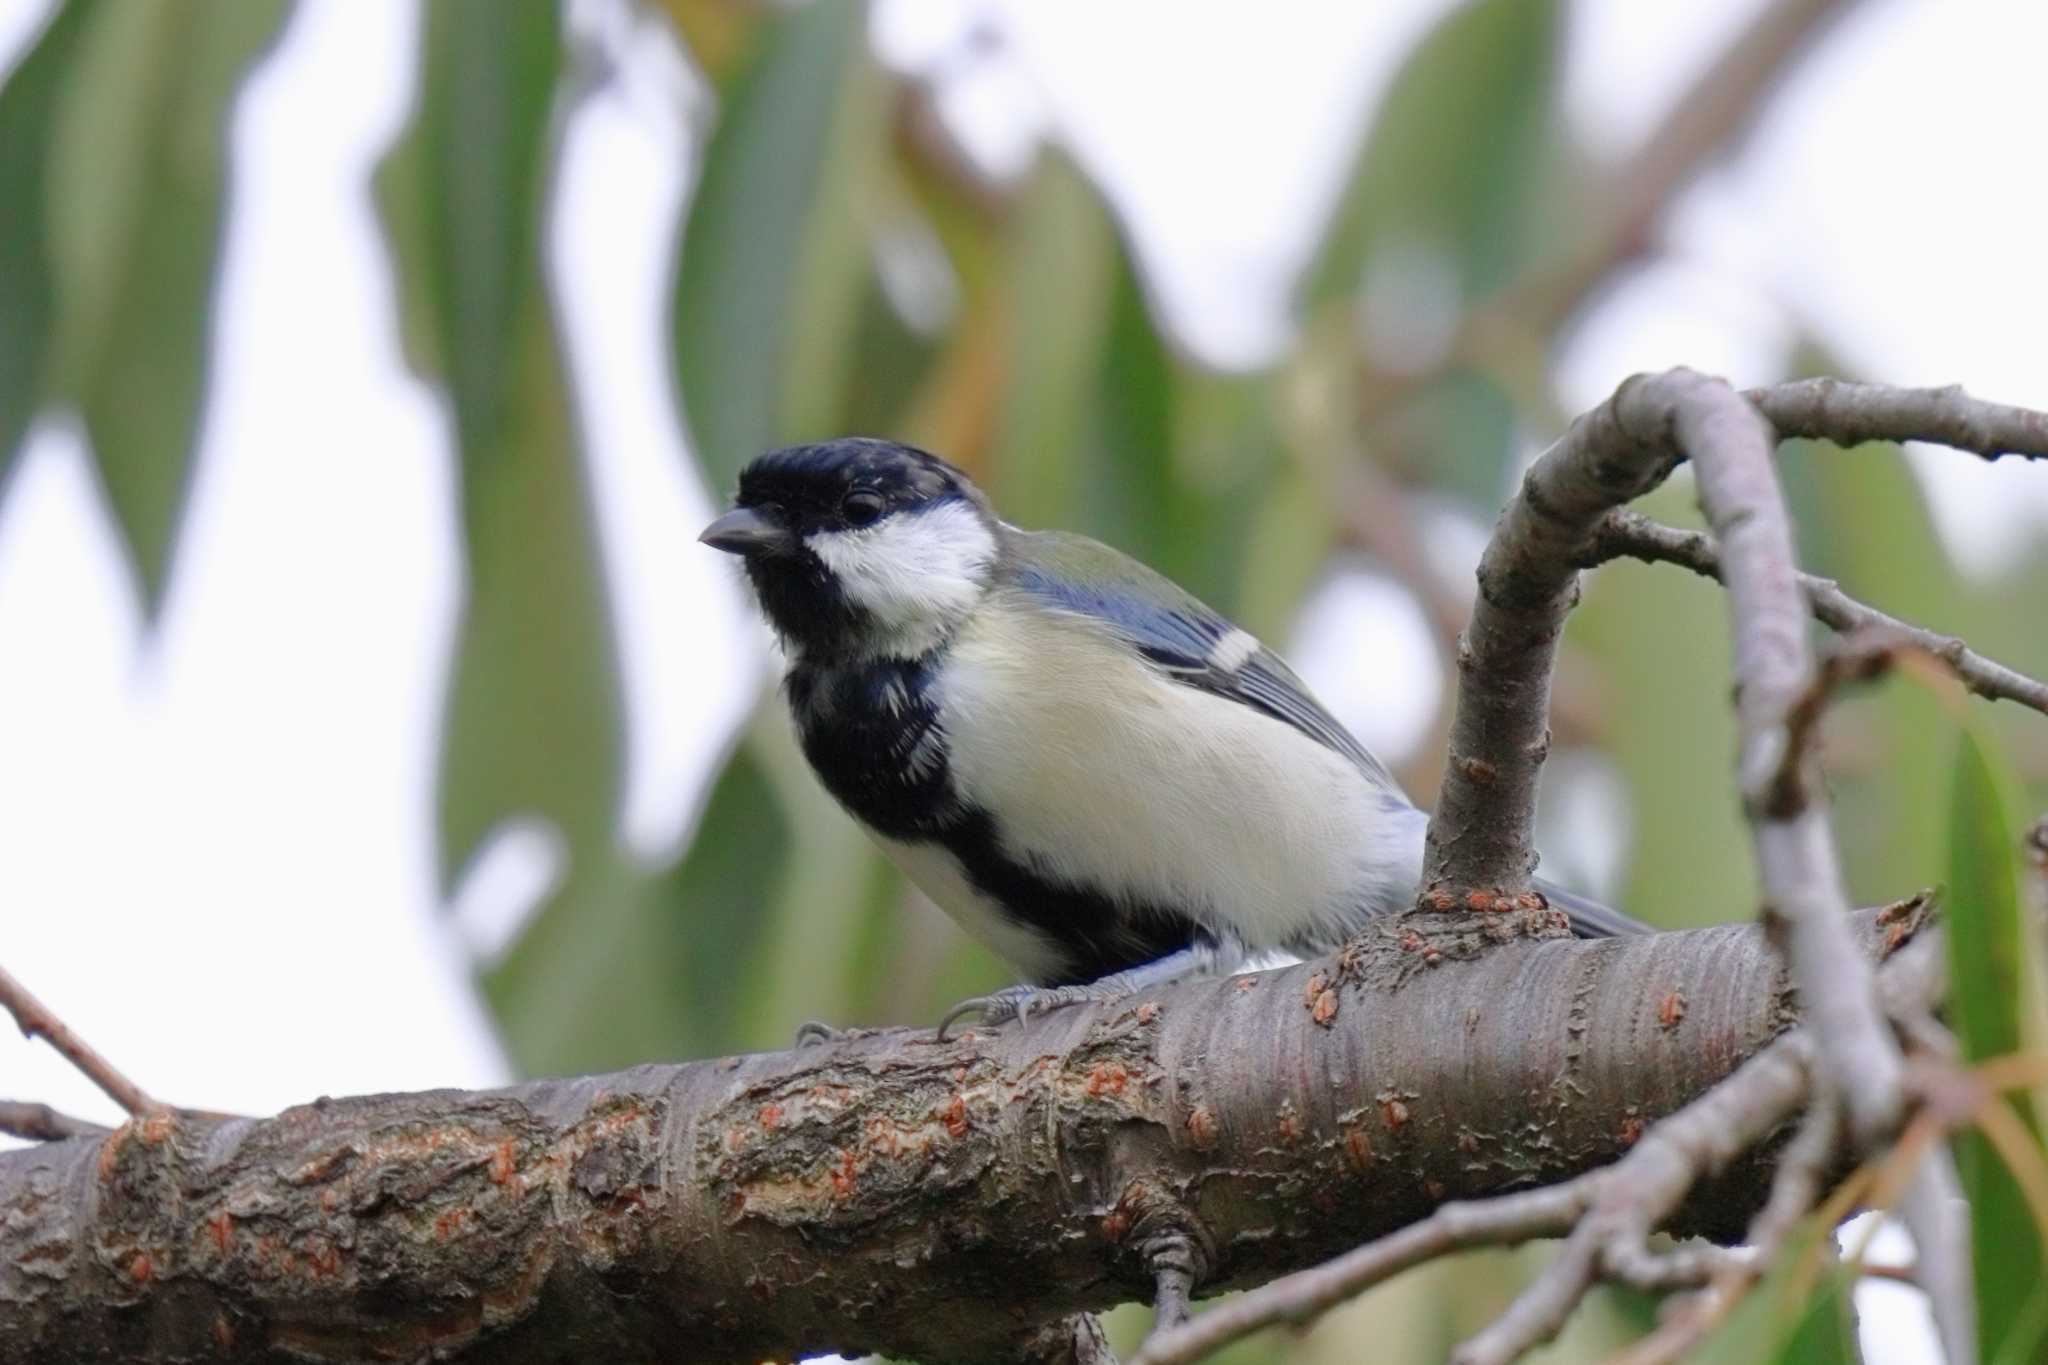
top-left (0, 909), bottom-right (1920, 1364)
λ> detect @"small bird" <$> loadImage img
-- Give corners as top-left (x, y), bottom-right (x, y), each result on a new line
top-left (701, 438), bottom-right (1645, 1032)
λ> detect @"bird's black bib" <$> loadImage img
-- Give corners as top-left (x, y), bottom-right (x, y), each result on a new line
top-left (785, 654), bottom-right (1211, 986)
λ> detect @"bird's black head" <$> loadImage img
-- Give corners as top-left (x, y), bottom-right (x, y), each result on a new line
top-left (701, 438), bottom-right (999, 660)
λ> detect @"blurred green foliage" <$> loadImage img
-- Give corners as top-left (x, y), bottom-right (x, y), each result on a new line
top-left (3, 0), bottom-right (2046, 1360)
top-left (2, 0), bottom-right (290, 608)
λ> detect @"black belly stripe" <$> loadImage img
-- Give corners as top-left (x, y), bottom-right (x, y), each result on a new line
top-left (788, 654), bottom-right (1209, 986)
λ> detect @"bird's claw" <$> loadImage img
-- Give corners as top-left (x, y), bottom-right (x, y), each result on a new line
top-left (934, 993), bottom-right (1006, 1041)
top-left (793, 1019), bottom-right (847, 1048)
top-left (935, 984), bottom-right (1096, 1040)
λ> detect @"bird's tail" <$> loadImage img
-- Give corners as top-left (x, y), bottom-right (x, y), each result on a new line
top-left (1534, 877), bottom-right (1653, 938)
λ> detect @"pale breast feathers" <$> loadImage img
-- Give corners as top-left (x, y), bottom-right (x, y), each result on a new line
top-left (931, 594), bottom-right (1421, 951)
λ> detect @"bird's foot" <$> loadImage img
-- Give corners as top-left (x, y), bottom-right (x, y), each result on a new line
top-left (794, 1019), bottom-right (855, 1048)
top-left (935, 982), bottom-right (1124, 1040)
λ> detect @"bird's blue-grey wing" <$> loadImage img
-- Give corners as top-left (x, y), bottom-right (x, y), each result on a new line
top-left (1002, 530), bottom-right (1404, 792)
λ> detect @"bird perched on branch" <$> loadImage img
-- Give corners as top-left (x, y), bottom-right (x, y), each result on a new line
top-left (701, 438), bottom-right (1644, 1034)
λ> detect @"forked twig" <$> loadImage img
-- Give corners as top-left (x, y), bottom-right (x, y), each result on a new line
top-left (1590, 510), bottom-right (2048, 718)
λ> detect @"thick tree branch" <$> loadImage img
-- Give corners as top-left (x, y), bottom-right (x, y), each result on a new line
top-left (0, 911), bottom-right (1916, 1365)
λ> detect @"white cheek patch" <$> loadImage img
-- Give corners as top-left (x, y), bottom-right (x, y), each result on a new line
top-left (805, 499), bottom-right (997, 654)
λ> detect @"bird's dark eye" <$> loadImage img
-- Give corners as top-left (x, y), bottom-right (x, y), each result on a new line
top-left (841, 491), bottom-right (886, 528)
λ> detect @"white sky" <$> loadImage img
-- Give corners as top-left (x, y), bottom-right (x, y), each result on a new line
top-left (7, 1), bottom-right (2040, 1357)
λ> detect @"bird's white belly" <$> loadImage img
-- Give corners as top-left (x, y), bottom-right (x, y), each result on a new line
top-left (928, 602), bottom-right (1420, 951)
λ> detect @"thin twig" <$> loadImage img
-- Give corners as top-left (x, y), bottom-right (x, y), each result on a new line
top-left (1146, 1232), bottom-right (1199, 1333)
top-left (1456, 1220), bottom-right (1605, 1365)
top-left (1449, 1032), bottom-right (1818, 1365)
top-left (1760, 633), bottom-right (1910, 819)
top-left (1590, 511), bottom-right (2048, 717)
top-left (1607, 940), bottom-right (1951, 1365)
top-left (1751, 378), bottom-right (2048, 463)
top-left (1607, 1098), bottom-right (1848, 1365)
top-left (0, 1100), bottom-right (111, 1143)
top-left (1453, 900), bottom-right (1944, 1365)
top-left (1859, 1260), bottom-right (1920, 1285)
top-left (1134, 1032), bottom-right (1816, 1365)
top-left (0, 964), bottom-right (164, 1119)
top-left (1130, 1184), bottom-right (1593, 1365)
top-left (1600, 1095), bottom-right (1841, 1313)
top-left (1681, 377), bottom-right (1906, 1147)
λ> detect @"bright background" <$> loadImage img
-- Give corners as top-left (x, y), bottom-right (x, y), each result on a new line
top-left (6, 1), bottom-right (2046, 1360)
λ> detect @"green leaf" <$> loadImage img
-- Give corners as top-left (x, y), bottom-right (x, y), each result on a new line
top-left (484, 743), bottom-right (790, 1074)
top-left (985, 153), bottom-right (1118, 531)
top-left (377, 1), bottom-right (624, 922)
top-left (734, 705), bottom-right (904, 1043)
top-left (0, 0), bottom-right (101, 486)
top-left (1772, 357), bottom-right (1965, 901)
top-left (985, 157), bottom-right (1284, 615)
top-left (1944, 701), bottom-right (2033, 1065)
top-left (40, 0), bottom-right (291, 611)
top-left (1946, 724), bottom-right (2048, 1365)
top-left (407, 0), bottom-right (561, 453)
top-left (433, 298), bottom-right (624, 882)
top-left (654, 0), bottom-right (764, 90)
top-left (1299, 0), bottom-right (1564, 504)
top-left (1302, 0), bottom-right (1561, 308)
top-left (1567, 480), bottom-right (1746, 928)
top-left (671, 0), bottom-right (884, 492)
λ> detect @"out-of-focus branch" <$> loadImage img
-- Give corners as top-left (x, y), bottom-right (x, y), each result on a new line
top-left (1590, 510), bottom-right (2048, 717)
top-left (0, 964), bottom-right (164, 1121)
top-left (0, 1100), bottom-right (109, 1143)
top-left (1896, 1144), bottom-right (1976, 1365)
top-left (1355, 0), bottom-right (1863, 424)
top-left (1517, 0), bottom-right (1862, 332)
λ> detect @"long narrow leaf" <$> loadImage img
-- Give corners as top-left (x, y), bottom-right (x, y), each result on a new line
top-left (671, 0), bottom-right (879, 492)
top-left (1947, 725), bottom-right (2048, 1365)
top-left (1299, 0), bottom-right (1564, 504)
top-left (0, 0), bottom-right (101, 485)
top-left (377, 2), bottom-right (625, 932)
top-left (42, 0), bottom-right (291, 610)
top-left (486, 743), bottom-right (790, 1073)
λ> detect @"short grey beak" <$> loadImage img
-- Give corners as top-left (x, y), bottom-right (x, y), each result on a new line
top-left (699, 507), bottom-right (792, 556)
